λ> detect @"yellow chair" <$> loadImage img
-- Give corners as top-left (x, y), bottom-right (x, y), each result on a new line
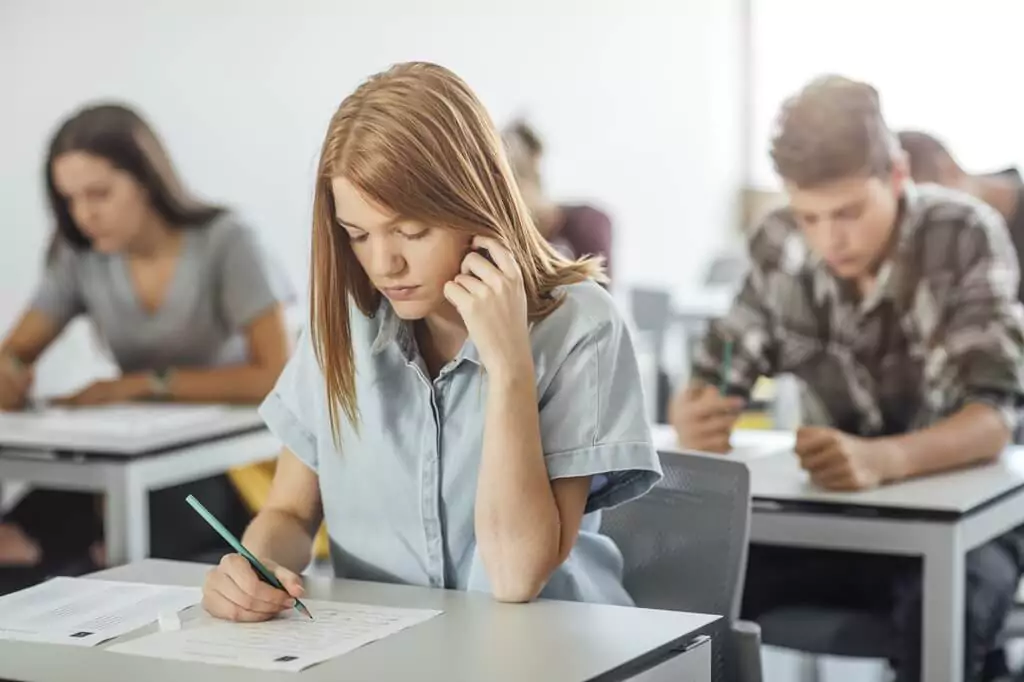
top-left (736, 377), bottom-right (778, 430)
top-left (227, 460), bottom-right (330, 559)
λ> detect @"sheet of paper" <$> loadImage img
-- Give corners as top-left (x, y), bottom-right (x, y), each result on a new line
top-left (0, 577), bottom-right (200, 647)
top-left (0, 404), bottom-right (227, 439)
top-left (110, 600), bottom-right (442, 672)
top-left (652, 424), bottom-right (794, 460)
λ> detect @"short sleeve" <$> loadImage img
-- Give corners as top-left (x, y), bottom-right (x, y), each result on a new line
top-left (217, 219), bottom-right (295, 330)
top-left (538, 306), bottom-right (662, 513)
top-left (30, 241), bottom-right (85, 330)
top-left (258, 329), bottom-right (321, 472)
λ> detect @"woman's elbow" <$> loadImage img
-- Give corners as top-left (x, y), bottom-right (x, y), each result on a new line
top-left (490, 574), bottom-right (547, 603)
top-left (487, 550), bottom-right (565, 603)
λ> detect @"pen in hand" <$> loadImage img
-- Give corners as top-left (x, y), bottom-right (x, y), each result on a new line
top-left (186, 494), bottom-right (313, 620)
top-left (718, 339), bottom-right (734, 396)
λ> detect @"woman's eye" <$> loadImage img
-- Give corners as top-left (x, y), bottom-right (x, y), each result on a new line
top-left (404, 229), bottom-right (430, 241)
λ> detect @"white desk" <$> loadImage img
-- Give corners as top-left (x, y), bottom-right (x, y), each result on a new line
top-left (654, 424), bottom-right (1024, 682)
top-left (0, 559), bottom-right (719, 682)
top-left (0, 428), bottom-right (281, 565)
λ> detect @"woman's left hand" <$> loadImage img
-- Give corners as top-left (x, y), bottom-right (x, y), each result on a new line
top-left (52, 375), bottom-right (152, 407)
top-left (443, 236), bottom-right (532, 378)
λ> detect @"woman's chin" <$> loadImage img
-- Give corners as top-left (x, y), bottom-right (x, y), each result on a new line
top-left (386, 297), bottom-right (435, 320)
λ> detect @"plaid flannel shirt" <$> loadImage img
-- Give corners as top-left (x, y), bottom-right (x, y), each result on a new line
top-left (693, 184), bottom-right (1024, 436)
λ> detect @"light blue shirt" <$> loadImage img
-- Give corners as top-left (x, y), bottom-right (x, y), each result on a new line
top-left (259, 280), bottom-right (661, 605)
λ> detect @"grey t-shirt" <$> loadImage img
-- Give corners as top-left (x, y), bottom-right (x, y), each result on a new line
top-left (31, 213), bottom-right (293, 373)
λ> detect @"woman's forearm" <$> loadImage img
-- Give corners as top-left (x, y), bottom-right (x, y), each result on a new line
top-left (241, 509), bottom-right (316, 575)
top-left (152, 365), bottom-right (280, 404)
top-left (475, 367), bottom-right (561, 602)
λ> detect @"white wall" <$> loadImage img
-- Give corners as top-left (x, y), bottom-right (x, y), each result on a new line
top-left (0, 0), bottom-right (745, 393)
top-left (749, 0), bottom-right (1024, 189)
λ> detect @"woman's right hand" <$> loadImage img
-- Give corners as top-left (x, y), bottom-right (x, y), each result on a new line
top-left (202, 553), bottom-right (305, 622)
top-left (0, 357), bottom-right (32, 411)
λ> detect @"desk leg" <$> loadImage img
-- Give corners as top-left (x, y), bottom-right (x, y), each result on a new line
top-left (922, 527), bottom-right (965, 682)
top-left (103, 467), bottom-right (149, 566)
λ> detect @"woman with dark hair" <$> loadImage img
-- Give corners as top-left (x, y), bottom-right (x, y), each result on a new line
top-left (0, 103), bottom-right (293, 591)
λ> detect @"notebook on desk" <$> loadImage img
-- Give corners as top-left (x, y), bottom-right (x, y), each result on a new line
top-left (0, 404), bottom-right (265, 456)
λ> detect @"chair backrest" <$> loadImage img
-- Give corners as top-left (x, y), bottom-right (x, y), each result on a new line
top-left (629, 287), bottom-right (673, 357)
top-left (703, 253), bottom-right (750, 288)
top-left (602, 449), bottom-right (752, 680)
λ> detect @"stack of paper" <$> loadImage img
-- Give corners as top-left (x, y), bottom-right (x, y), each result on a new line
top-left (0, 404), bottom-right (228, 439)
top-left (0, 577), bottom-right (200, 647)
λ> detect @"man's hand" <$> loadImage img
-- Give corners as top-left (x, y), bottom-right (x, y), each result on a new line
top-left (794, 426), bottom-right (901, 491)
top-left (669, 382), bottom-right (745, 454)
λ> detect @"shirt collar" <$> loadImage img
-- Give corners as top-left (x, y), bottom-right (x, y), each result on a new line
top-left (370, 300), bottom-right (481, 368)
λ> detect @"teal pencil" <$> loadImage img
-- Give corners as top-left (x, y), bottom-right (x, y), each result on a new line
top-left (719, 339), bottom-right (734, 395)
top-left (185, 494), bottom-right (313, 619)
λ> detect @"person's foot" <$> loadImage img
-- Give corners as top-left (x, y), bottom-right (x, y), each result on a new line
top-left (0, 523), bottom-right (42, 566)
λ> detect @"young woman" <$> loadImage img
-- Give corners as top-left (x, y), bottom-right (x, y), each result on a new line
top-left (0, 103), bottom-right (292, 590)
top-left (202, 62), bottom-right (660, 620)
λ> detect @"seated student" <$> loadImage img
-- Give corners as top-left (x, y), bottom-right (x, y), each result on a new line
top-left (0, 103), bottom-right (292, 591)
top-left (670, 76), bottom-right (1024, 682)
top-left (201, 62), bottom-right (660, 619)
top-left (898, 130), bottom-right (1024, 302)
top-left (503, 120), bottom-right (615, 280)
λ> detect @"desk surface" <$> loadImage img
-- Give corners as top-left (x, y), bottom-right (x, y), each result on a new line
top-left (653, 424), bottom-right (1024, 516)
top-left (0, 560), bottom-right (718, 682)
top-left (0, 404), bottom-right (264, 456)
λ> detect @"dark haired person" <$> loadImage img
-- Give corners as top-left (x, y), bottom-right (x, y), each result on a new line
top-left (898, 130), bottom-right (1024, 304)
top-left (0, 103), bottom-right (292, 591)
top-left (670, 77), bottom-right (1024, 681)
top-left (502, 120), bottom-right (614, 281)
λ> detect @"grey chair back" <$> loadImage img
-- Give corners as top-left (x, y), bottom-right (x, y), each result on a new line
top-left (629, 287), bottom-right (673, 360)
top-left (602, 449), bottom-right (754, 682)
top-left (704, 253), bottom-right (750, 288)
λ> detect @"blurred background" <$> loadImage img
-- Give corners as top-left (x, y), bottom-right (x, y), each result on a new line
top-left (3, 1), bottom-right (1024, 677)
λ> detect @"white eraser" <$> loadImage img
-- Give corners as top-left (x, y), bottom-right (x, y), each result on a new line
top-left (158, 611), bottom-right (181, 632)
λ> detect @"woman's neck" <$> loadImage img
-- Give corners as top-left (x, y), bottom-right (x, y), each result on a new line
top-left (126, 213), bottom-right (180, 259)
top-left (415, 303), bottom-right (468, 377)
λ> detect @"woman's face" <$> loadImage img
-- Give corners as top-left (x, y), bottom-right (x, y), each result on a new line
top-left (331, 176), bottom-right (471, 320)
top-left (51, 151), bottom-right (152, 253)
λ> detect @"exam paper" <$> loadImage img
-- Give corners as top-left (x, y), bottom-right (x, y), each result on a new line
top-left (0, 578), bottom-right (201, 647)
top-left (0, 404), bottom-right (227, 439)
top-left (652, 424), bottom-right (794, 460)
top-left (110, 600), bottom-right (443, 672)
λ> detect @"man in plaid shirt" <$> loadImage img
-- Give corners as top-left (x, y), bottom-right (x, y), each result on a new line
top-left (671, 75), bottom-right (1024, 682)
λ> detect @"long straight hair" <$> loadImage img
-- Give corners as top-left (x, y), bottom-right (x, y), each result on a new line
top-left (45, 103), bottom-right (224, 258)
top-left (312, 62), bottom-right (605, 439)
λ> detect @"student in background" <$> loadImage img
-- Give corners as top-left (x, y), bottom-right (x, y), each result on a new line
top-left (670, 76), bottom-right (1024, 682)
top-left (503, 120), bottom-right (614, 281)
top-left (898, 130), bottom-right (1024, 302)
top-left (201, 62), bottom-right (660, 620)
top-left (0, 104), bottom-right (292, 591)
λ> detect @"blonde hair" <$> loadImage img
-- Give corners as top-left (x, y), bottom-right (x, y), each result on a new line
top-left (770, 75), bottom-right (898, 189)
top-left (311, 62), bottom-right (605, 439)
